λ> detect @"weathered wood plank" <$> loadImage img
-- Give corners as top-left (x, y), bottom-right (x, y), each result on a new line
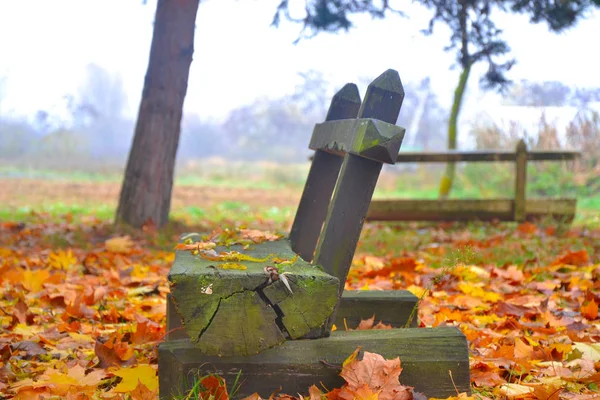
top-left (309, 118), bottom-right (405, 163)
top-left (168, 239), bottom-right (339, 356)
top-left (367, 198), bottom-right (577, 222)
top-left (290, 83), bottom-right (361, 262)
top-left (314, 69), bottom-right (405, 332)
top-left (315, 155), bottom-right (383, 286)
top-left (165, 289), bottom-right (419, 340)
top-left (335, 290), bottom-right (419, 328)
top-left (158, 328), bottom-right (470, 399)
top-left (394, 149), bottom-right (579, 163)
top-left (527, 150), bottom-right (580, 161)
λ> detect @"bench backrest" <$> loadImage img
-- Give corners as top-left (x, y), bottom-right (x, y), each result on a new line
top-left (289, 69), bottom-right (406, 300)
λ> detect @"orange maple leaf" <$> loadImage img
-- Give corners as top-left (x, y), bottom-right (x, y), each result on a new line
top-left (338, 383), bottom-right (381, 400)
top-left (131, 315), bottom-right (165, 345)
top-left (95, 333), bottom-right (136, 368)
top-left (340, 350), bottom-right (412, 400)
top-left (551, 249), bottom-right (589, 266)
top-left (197, 375), bottom-right (229, 400)
top-left (581, 299), bottom-right (599, 320)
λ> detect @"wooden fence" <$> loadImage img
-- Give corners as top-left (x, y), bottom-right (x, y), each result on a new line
top-left (367, 140), bottom-right (580, 223)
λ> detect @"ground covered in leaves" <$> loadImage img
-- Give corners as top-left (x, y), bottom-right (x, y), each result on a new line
top-left (0, 213), bottom-right (599, 399)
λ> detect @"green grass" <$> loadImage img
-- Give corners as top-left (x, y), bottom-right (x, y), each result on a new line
top-left (0, 203), bottom-right (115, 222)
top-left (0, 163), bottom-right (311, 189)
top-left (0, 166), bottom-right (122, 183)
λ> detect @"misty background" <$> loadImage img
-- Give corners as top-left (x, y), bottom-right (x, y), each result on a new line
top-left (0, 0), bottom-right (599, 195)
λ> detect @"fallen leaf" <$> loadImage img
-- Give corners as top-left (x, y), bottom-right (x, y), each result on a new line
top-left (581, 299), bottom-right (598, 320)
top-left (498, 383), bottom-right (534, 398)
top-left (309, 385), bottom-right (322, 400)
top-left (130, 380), bottom-right (159, 400)
top-left (340, 350), bottom-right (411, 400)
top-left (197, 375), bottom-right (229, 400)
top-left (112, 364), bottom-right (157, 393)
top-left (552, 250), bottom-right (589, 266)
top-left (105, 236), bottom-right (134, 254)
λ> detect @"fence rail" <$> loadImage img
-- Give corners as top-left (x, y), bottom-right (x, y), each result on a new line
top-left (394, 150), bottom-right (579, 163)
top-left (367, 140), bottom-right (581, 223)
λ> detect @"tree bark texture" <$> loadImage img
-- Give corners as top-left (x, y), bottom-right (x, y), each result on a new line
top-left (116, 0), bottom-right (200, 228)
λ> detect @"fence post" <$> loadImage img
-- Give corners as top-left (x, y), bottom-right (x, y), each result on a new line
top-left (514, 139), bottom-right (527, 222)
top-left (289, 84), bottom-right (362, 262)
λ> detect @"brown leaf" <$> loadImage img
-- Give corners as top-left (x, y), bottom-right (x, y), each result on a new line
top-left (94, 336), bottom-right (136, 368)
top-left (11, 298), bottom-right (35, 326)
top-left (130, 380), bottom-right (159, 400)
top-left (356, 316), bottom-right (375, 330)
top-left (470, 366), bottom-right (506, 387)
top-left (532, 384), bottom-right (562, 400)
top-left (105, 235), bottom-right (134, 254)
top-left (64, 295), bottom-right (97, 320)
top-left (340, 351), bottom-right (411, 400)
top-left (308, 385), bottom-right (322, 400)
top-left (11, 340), bottom-right (47, 359)
top-left (239, 229), bottom-right (282, 243)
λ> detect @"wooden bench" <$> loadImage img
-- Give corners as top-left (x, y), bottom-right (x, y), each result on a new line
top-left (368, 143), bottom-right (580, 223)
top-left (158, 70), bottom-right (470, 399)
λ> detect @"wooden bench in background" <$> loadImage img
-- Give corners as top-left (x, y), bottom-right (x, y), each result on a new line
top-left (368, 141), bottom-right (580, 223)
top-left (159, 69), bottom-right (470, 399)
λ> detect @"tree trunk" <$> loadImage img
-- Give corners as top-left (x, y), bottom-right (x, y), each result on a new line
top-left (438, 63), bottom-right (471, 199)
top-left (116, 0), bottom-right (200, 228)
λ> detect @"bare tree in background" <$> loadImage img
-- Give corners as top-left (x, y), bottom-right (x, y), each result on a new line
top-left (116, 0), bottom-right (200, 228)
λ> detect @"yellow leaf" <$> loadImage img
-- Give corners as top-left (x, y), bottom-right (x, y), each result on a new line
top-left (47, 249), bottom-right (77, 269)
top-left (13, 323), bottom-right (42, 337)
top-left (342, 346), bottom-right (362, 368)
top-left (131, 264), bottom-right (150, 279)
top-left (22, 268), bottom-right (51, 292)
top-left (105, 236), bottom-right (134, 254)
top-left (220, 251), bottom-right (272, 262)
top-left (458, 282), bottom-right (502, 302)
top-left (273, 254), bottom-right (299, 266)
top-left (219, 262), bottom-right (248, 270)
top-left (46, 370), bottom-right (79, 386)
top-left (406, 285), bottom-right (426, 297)
top-left (68, 332), bottom-right (94, 343)
top-left (112, 364), bottom-right (157, 393)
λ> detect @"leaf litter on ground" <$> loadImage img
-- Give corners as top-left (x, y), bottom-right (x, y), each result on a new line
top-left (0, 215), bottom-right (599, 399)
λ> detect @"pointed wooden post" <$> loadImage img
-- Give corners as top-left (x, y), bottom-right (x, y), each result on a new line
top-left (514, 139), bottom-right (527, 222)
top-left (313, 69), bottom-right (405, 331)
top-left (290, 84), bottom-right (361, 262)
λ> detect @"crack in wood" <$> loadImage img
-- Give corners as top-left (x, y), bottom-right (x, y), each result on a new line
top-left (255, 279), bottom-right (290, 339)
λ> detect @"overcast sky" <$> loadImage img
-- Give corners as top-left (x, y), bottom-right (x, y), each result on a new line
top-left (0, 0), bottom-right (599, 124)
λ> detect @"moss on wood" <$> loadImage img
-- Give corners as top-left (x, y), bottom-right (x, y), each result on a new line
top-left (158, 327), bottom-right (470, 399)
top-left (168, 237), bottom-right (339, 356)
